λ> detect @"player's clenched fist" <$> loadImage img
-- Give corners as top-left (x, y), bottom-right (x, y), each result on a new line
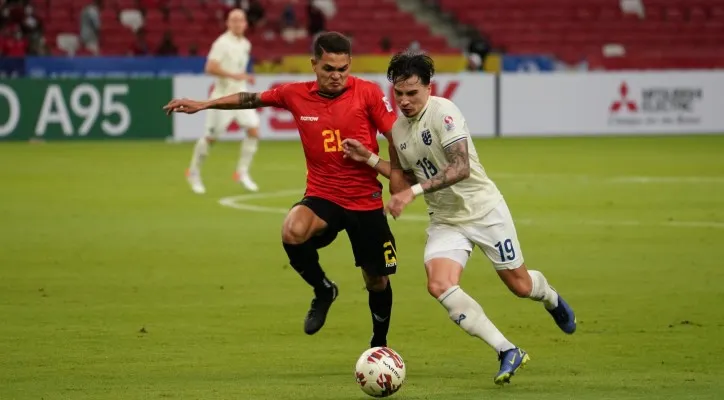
top-left (342, 138), bottom-right (372, 162)
top-left (385, 188), bottom-right (415, 219)
top-left (163, 98), bottom-right (207, 115)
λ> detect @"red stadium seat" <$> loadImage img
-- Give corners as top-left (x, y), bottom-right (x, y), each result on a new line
top-left (436, 0), bottom-right (724, 70)
top-left (39, 0), bottom-right (458, 59)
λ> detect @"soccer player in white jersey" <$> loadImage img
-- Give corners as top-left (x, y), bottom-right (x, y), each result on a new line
top-left (342, 51), bottom-right (576, 385)
top-left (186, 9), bottom-right (260, 194)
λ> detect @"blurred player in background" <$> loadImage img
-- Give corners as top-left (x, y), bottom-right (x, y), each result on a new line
top-left (342, 51), bottom-right (576, 385)
top-left (165, 32), bottom-right (400, 349)
top-left (186, 9), bottom-right (260, 194)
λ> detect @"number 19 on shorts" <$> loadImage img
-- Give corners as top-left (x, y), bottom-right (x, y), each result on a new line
top-left (494, 239), bottom-right (516, 262)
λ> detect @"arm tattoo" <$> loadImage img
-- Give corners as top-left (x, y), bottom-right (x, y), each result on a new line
top-left (422, 139), bottom-right (470, 194)
top-left (237, 92), bottom-right (264, 109)
top-left (212, 92), bottom-right (265, 110)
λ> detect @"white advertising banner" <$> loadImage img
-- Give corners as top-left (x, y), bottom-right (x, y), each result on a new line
top-left (172, 73), bottom-right (495, 141)
top-left (501, 71), bottom-right (724, 136)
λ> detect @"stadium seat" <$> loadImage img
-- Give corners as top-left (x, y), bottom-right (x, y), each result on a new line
top-left (40, 0), bottom-right (458, 59)
top-left (56, 33), bottom-right (80, 56)
top-left (120, 9), bottom-right (144, 33)
top-left (439, 0), bottom-right (724, 69)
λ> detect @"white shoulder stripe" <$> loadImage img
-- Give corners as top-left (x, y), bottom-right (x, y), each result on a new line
top-left (443, 136), bottom-right (467, 148)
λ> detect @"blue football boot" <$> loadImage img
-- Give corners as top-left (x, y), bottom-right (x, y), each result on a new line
top-left (547, 293), bottom-right (577, 334)
top-left (494, 347), bottom-right (530, 385)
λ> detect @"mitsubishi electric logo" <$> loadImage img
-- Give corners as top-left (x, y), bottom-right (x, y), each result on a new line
top-left (610, 82), bottom-right (638, 113)
top-left (608, 80), bottom-right (702, 127)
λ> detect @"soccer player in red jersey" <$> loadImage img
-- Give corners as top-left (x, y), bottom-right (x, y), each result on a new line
top-left (163, 32), bottom-right (404, 348)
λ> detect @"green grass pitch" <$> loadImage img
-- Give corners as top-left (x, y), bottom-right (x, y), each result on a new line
top-left (1, 135), bottom-right (723, 399)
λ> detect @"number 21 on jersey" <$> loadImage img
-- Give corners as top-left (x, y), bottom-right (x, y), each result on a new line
top-left (322, 129), bottom-right (342, 152)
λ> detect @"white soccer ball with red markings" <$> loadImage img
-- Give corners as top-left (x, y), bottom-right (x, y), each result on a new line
top-left (354, 347), bottom-right (406, 397)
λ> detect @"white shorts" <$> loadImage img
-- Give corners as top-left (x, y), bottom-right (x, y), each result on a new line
top-left (423, 199), bottom-right (524, 270)
top-left (204, 90), bottom-right (260, 137)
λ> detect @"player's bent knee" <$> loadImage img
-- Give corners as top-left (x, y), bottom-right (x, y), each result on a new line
top-left (282, 205), bottom-right (327, 245)
top-left (281, 221), bottom-right (309, 245)
top-left (281, 215), bottom-right (314, 244)
top-left (427, 279), bottom-right (454, 299)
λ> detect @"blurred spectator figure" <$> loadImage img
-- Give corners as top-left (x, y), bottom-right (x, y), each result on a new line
top-left (466, 53), bottom-right (482, 71)
top-left (20, 3), bottom-right (42, 37)
top-left (129, 28), bottom-right (149, 55)
top-left (467, 31), bottom-right (491, 71)
top-left (408, 40), bottom-right (421, 51)
top-left (220, 0), bottom-right (265, 28)
top-left (20, 3), bottom-right (43, 54)
top-left (281, 1), bottom-right (296, 29)
top-left (280, 2), bottom-right (296, 43)
top-left (245, 0), bottom-right (265, 29)
top-left (0, 0), bottom-right (7, 28)
top-left (80, 0), bottom-right (101, 55)
top-left (1, 0), bottom-right (24, 27)
top-left (2, 25), bottom-right (27, 56)
top-left (377, 36), bottom-right (392, 54)
top-left (156, 30), bottom-right (178, 55)
top-left (306, 0), bottom-right (325, 37)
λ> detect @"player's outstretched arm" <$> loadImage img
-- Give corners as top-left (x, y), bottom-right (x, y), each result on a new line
top-left (163, 92), bottom-right (270, 115)
top-left (419, 139), bottom-right (470, 194)
top-left (207, 92), bottom-right (269, 110)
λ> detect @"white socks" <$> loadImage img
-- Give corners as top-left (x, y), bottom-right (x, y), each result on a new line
top-left (438, 286), bottom-right (515, 354)
top-left (190, 136), bottom-right (259, 176)
top-left (237, 137), bottom-right (258, 175)
top-left (190, 137), bottom-right (210, 173)
top-left (528, 270), bottom-right (559, 310)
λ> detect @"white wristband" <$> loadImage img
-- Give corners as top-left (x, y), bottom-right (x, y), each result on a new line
top-left (411, 183), bottom-right (424, 197)
top-left (366, 153), bottom-right (380, 168)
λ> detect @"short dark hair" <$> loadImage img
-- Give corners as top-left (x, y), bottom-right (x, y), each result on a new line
top-left (387, 50), bottom-right (435, 85)
top-left (313, 32), bottom-right (352, 59)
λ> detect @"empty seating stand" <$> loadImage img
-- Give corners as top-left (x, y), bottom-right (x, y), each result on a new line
top-left (40, 0), bottom-right (458, 59)
top-left (439, 0), bottom-right (724, 69)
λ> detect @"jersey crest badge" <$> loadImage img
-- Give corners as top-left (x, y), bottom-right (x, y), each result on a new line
top-left (421, 129), bottom-right (432, 145)
top-left (443, 115), bottom-right (456, 132)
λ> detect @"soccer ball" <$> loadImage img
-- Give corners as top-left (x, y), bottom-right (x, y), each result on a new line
top-left (354, 347), bottom-right (406, 397)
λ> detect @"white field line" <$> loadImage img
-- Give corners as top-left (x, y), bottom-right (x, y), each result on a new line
top-left (218, 190), bottom-right (724, 229)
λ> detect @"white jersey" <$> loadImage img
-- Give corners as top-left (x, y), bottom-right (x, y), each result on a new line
top-left (391, 96), bottom-right (502, 224)
top-left (207, 31), bottom-right (252, 95)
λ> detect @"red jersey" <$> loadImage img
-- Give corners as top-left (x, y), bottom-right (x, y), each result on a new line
top-left (260, 76), bottom-right (397, 211)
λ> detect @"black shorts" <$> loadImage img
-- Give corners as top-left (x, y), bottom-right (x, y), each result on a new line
top-left (296, 196), bottom-right (398, 276)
